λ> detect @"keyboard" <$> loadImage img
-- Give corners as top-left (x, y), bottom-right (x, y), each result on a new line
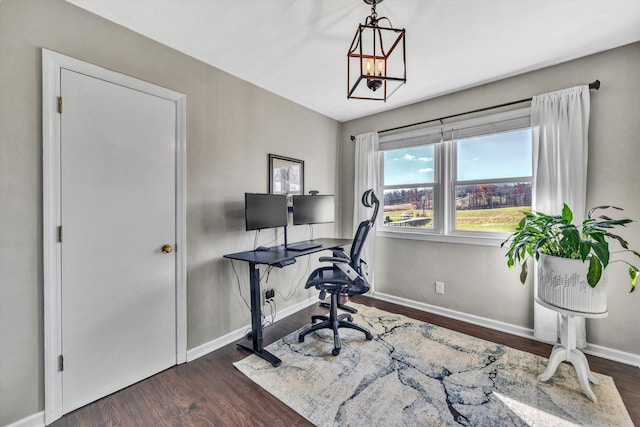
top-left (287, 241), bottom-right (322, 251)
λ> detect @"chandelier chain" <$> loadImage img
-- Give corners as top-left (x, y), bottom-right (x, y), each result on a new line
top-left (370, 4), bottom-right (378, 23)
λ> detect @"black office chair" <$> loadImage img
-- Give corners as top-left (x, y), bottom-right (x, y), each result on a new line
top-left (298, 189), bottom-right (379, 356)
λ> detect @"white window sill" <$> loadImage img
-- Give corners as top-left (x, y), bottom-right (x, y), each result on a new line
top-left (376, 228), bottom-right (509, 247)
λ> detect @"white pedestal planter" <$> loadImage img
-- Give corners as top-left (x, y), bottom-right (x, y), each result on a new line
top-left (535, 297), bottom-right (608, 402)
top-left (537, 254), bottom-right (607, 314)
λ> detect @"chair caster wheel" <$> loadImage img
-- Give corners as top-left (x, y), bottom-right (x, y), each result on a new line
top-left (298, 335), bottom-right (305, 343)
top-left (366, 333), bottom-right (373, 340)
top-left (332, 348), bottom-right (340, 356)
top-left (346, 315), bottom-right (353, 322)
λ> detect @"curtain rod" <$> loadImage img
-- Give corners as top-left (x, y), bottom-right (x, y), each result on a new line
top-left (349, 79), bottom-right (601, 141)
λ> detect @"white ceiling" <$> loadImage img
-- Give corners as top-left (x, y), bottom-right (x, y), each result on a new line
top-left (66, 0), bottom-right (640, 122)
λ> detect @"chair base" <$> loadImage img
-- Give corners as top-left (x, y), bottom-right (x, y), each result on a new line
top-left (319, 299), bottom-right (358, 314)
top-left (299, 293), bottom-right (373, 356)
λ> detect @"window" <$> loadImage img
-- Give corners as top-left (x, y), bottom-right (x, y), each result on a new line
top-left (382, 145), bottom-right (436, 230)
top-left (453, 129), bottom-right (532, 233)
top-left (379, 109), bottom-right (532, 244)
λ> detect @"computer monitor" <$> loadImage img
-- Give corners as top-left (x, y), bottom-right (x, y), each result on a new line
top-left (292, 195), bottom-right (335, 225)
top-left (245, 193), bottom-right (288, 231)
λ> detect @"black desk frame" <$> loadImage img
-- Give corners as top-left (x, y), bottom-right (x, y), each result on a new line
top-left (224, 238), bottom-right (352, 367)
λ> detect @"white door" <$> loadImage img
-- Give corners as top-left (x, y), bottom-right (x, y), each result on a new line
top-left (60, 68), bottom-right (177, 413)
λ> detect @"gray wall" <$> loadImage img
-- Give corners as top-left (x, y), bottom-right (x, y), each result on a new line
top-left (340, 42), bottom-right (640, 356)
top-left (0, 0), bottom-right (341, 424)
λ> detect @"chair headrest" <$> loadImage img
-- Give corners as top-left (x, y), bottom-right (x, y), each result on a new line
top-left (362, 189), bottom-right (379, 222)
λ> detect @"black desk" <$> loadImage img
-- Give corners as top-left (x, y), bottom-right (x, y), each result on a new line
top-left (224, 238), bottom-right (352, 366)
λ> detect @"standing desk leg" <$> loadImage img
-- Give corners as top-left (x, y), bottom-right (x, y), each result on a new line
top-left (236, 262), bottom-right (282, 367)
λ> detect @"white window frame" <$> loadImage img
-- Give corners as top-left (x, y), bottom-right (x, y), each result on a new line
top-left (377, 108), bottom-right (532, 247)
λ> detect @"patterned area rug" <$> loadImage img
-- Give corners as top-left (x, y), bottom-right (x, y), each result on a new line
top-left (234, 304), bottom-right (633, 426)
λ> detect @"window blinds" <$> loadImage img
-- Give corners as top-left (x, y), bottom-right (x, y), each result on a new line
top-left (379, 107), bottom-right (531, 151)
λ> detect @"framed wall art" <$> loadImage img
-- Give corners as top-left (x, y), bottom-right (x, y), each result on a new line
top-left (268, 154), bottom-right (304, 205)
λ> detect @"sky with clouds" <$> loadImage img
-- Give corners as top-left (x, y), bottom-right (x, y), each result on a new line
top-left (384, 129), bottom-right (532, 186)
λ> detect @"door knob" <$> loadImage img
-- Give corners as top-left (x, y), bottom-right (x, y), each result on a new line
top-left (161, 244), bottom-right (173, 254)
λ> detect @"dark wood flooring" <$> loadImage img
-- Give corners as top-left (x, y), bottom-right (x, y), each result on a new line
top-left (51, 296), bottom-right (639, 426)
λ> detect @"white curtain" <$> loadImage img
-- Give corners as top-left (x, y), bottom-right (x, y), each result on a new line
top-left (531, 85), bottom-right (590, 346)
top-left (353, 132), bottom-right (380, 290)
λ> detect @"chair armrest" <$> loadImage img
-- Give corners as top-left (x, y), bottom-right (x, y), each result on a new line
top-left (331, 248), bottom-right (348, 257)
top-left (318, 256), bottom-right (349, 264)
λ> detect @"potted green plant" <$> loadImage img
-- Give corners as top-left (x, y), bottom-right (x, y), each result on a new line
top-left (501, 203), bottom-right (639, 313)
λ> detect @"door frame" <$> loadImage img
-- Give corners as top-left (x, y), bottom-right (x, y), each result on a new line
top-left (42, 49), bottom-right (187, 424)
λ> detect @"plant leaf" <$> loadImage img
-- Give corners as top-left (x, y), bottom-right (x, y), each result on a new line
top-left (520, 261), bottom-right (528, 284)
top-left (589, 232), bottom-right (606, 245)
top-left (579, 240), bottom-right (591, 261)
top-left (560, 226), bottom-right (580, 257)
top-left (533, 237), bottom-right (549, 255)
top-left (587, 257), bottom-right (603, 287)
top-left (562, 203), bottom-right (573, 224)
top-left (605, 232), bottom-right (629, 249)
top-left (518, 217), bottom-right (527, 228)
top-left (587, 205), bottom-right (623, 218)
top-left (591, 241), bottom-right (609, 268)
top-left (630, 266), bottom-right (638, 293)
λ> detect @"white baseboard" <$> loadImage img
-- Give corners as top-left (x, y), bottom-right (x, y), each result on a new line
top-left (584, 343), bottom-right (640, 368)
top-left (371, 292), bottom-right (535, 339)
top-left (370, 291), bottom-right (640, 368)
top-left (5, 411), bottom-right (44, 427)
top-left (186, 296), bottom-right (318, 362)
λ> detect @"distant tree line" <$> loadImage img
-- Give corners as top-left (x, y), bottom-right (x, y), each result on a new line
top-left (384, 188), bottom-right (434, 210)
top-left (456, 183), bottom-right (531, 209)
top-left (384, 183), bottom-right (531, 211)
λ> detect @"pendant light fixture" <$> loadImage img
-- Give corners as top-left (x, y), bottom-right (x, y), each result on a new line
top-left (347, 0), bottom-right (406, 101)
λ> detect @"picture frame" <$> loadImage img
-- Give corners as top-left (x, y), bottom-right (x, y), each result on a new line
top-left (269, 154), bottom-right (304, 206)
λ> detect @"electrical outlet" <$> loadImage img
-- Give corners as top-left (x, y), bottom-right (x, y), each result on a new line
top-left (265, 288), bottom-right (275, 300)
top-left (435, 281), bottom-right (445, 295)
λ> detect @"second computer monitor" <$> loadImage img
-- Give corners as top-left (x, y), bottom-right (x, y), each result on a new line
top-left (292, 194), bottom-right (335, 225)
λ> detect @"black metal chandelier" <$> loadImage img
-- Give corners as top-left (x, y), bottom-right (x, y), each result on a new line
top-left (347, 0), bottom-right (406, 101)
